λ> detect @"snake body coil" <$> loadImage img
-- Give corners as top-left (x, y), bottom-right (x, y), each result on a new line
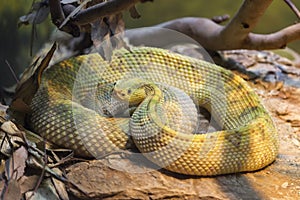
top-left (30, 47), bottom-right (279, 176)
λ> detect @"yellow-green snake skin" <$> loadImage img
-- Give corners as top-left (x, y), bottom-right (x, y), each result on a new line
top-left (30, 47), bottom-right (279, 176)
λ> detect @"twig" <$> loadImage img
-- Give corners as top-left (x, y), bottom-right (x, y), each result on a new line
top-left (211, 14), bottom-right (230, 24)
top-left (27, 139), bottom-right (48, 200)
top-left (49, 0), bottom-right (81, 36)
top-left (59, 0), bottom-right (91, 29)
top-left (5, 60), bottom-right (19, 84)
top-left (284, 0), bottom-right (300, 20)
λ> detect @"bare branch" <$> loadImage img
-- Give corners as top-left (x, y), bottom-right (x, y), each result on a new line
top-left (246, 22), bottom-right (300, 49)
top-left (220, 0), bottom-right (273, 48)
top-left (49, 0), bottom-right (80, 36)
top-left (128, 0), bottom-right (297, 50)
top-left (127, 17), bottom-right (300, 50)
top-left (72, 0), bottom-right (144, 25)
top-left (48, 0), bottom-right (300, 52)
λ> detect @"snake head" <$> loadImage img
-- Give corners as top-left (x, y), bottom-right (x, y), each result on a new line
top-left (113, 78), bottom-right (152, 105)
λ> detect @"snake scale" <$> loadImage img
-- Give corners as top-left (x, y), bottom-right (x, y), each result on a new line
top-left (30, 47), bottom-right (279, 176)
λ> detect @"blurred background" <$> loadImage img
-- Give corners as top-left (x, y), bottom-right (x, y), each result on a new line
top-left (1, 0), bottom-right (300, 88)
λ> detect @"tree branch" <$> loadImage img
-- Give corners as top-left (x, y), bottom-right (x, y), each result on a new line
top-left (126, 0), bottom-right (299, 51)
top-left (72, 0), bottom-right (144, 25)
top-left (49, 0), bottom-right (80, 36)
top-left (126, 17), bottom-right (300, 50)
top-left (246, 23), bottom-right (300, 49)
top-left (48, 0), bottom-right (300, 51)
top-left (220, 0), bottom-right (273, 48)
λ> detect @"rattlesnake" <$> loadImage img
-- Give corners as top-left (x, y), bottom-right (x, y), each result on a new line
top-left (29, 47), bottom-right (279, 175)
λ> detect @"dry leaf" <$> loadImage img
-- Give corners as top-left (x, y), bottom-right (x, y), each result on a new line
top-left (0, 104), bottom-right (8, 119)
top-left (1, 121), bottom-right (21, 135)
top-left (92, 13), bottom-right (127, 60)
top-left (51, 168), bottom-right (69, 200)
top-left (2, 179), bottom-right (22, 200)
top-left (18, 1), bottom-right (50, 27)
top-left (18, 175), bottom-right (40, 194)
top-left (5, 146), bottom-right (28, 181)
top-left (25, 178), bottom-right (60, 200)
top-left (9, 43), bottom-right (56, 122)
top-left (129, 6), bottom-right (141, 19)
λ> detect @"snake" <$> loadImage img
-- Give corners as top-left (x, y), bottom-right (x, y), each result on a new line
top-left (29, 46), bottom-right (279, 176)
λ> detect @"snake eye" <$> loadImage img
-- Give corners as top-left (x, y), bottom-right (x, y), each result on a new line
top-left (127, 89), bottom-right (132, 94)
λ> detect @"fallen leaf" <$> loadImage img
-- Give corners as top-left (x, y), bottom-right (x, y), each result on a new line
top-left (9, 43), bottom-right (57, 122)
top-left (1, 121), bottom-right (21, 135)
top-left (18, 1), bottom-right (50, 27)
top-left (51, 168), bottom-right (69, 200)
top-left (25, 178), bottom-right (60, 200)
top-left (2, 179), bottom-right (22, 200)
top-left (5, 146), bottom-right (28, 181)
top-left (18, 175), bottom-right (40, 194)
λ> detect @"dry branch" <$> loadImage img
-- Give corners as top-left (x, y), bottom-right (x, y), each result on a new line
top-left (220, 0), bottom-right (273, 47)
top-left (128, 0), bottom-right (300, 50)
top-left (48, 0), bottom-right (300, 51)
top-left (146, 17), bottom-right (300, 50)
top-left (73, 0), bottom-right (143, 25)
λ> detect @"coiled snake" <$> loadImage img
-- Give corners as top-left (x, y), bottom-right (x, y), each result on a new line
top-left (30, 47), bottom-right (279, 176)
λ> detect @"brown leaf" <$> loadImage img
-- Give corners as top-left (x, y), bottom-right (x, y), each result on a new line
top-left (5, 146), bottom-right (28, 181)
top-left (51, 168), bottom-right (69, 200)
top-left (18, 175), bottom-right (40, 194)
top-left (1, 121), bottom-right (22, 136)
top-left (0, 160), bottom-right (5, 175)
top-left (9, 99), bottom-right (31, 114)
top-left (91, 13), bottom-right (127, 60)
top-left (0, 104), bottom-right (8, 123)
top-left (18, 1), bottom-right (50, 27)
top-left (24, 178), bottom-right (60, 200)
top-left (2, 179), bottom-right (22, 200)
top-left (9, 43), bottom-right (57, 119)
top-left (129, 6), bottom-right (141, 19)
top-left (0, 121), bottom-right (25, 156)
